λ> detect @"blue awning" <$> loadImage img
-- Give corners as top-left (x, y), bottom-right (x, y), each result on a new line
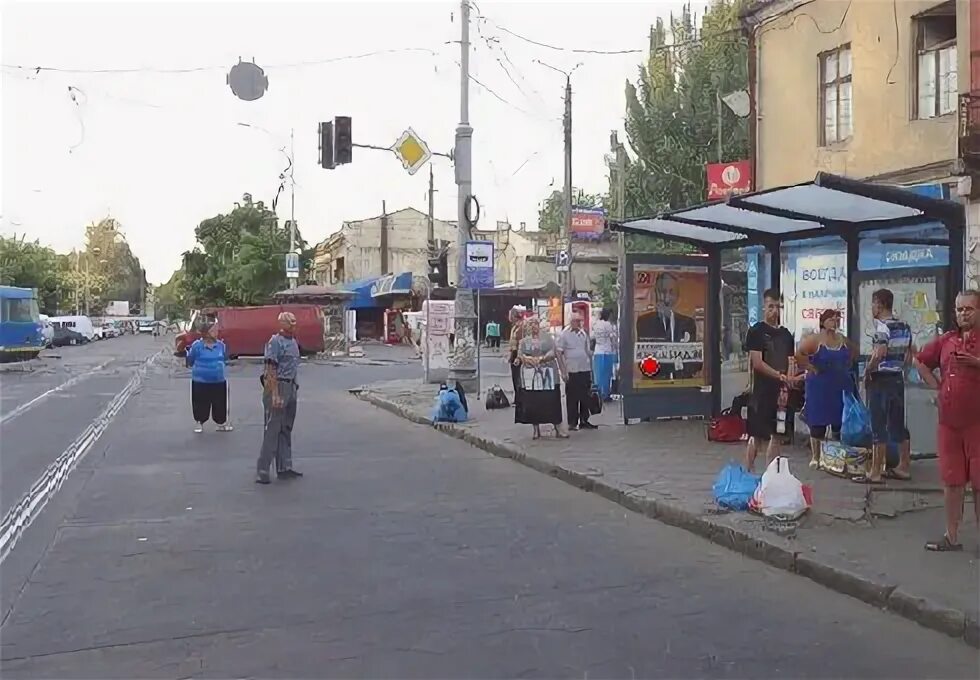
top-left (370, 272), bottom-right (413, 298)
top-left (342, 277), bottom-right (382, 310)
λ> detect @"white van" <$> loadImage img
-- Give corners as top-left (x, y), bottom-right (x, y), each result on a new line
top-left (48, 316), bottom-right (96, 341)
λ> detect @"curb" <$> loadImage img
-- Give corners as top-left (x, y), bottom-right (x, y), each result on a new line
top-left (352, 387), bottom-right (980, 649)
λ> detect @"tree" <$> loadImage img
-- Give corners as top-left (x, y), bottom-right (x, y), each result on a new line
top-left (154, 268), bottom-right (188, 321)
top-left (180, 194), bottom-right (312, 308)
top-left (0, 235), bottom-right (70, 313)
top-left (617, 0), bottom-right (749, 226)
top-left (80, 218), bottom-right (147, 315)
top-left (537, 189), bottom-right (606, 233)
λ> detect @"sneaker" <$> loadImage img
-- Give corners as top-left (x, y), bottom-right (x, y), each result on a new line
top-left (217, 424), bottom-right (234, 432)
top-left (194, 423), bottom-right (204, 433)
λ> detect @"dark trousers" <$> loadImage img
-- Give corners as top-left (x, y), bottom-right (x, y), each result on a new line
top-left (510, 351), bottom-right (521, 408)
top-left (191, 381), bottom-right (227, 424)
top-left (565, 371), bottom-right (592, 428)
top-left (488, 336), bottom-right (501, 348)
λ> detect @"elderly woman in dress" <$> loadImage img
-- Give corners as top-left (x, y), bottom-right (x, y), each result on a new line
top-left (516, 316), bottom-right (568, 440)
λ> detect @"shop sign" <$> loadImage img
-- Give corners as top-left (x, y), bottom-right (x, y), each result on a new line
top-left (461, 240), bottom-right (494, 289)
top-left (706, 160), bottom-right (752, 200)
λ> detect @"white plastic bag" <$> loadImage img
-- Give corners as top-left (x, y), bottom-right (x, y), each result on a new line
top-left (750, 457), bottom-right (809, 519)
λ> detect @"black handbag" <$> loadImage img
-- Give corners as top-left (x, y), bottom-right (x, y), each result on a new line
top-left (588, 385), bottom-right (603, 415)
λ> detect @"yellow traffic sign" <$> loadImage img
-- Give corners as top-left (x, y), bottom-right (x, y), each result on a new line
top-left (392, 128), bottom-right (431, 175)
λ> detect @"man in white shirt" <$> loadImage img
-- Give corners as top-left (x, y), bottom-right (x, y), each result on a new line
top-left (556, 313), bottom-right (595, 430)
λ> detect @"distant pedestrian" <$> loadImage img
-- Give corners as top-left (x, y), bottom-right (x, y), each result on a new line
top-left (186, 324), bottom-right (232, 433)
top-left (591, 308), bottom-right (618, 401)
top-left (508, 306), bottom-right (526, 409)
top-left (485, 320), bottom-right (501, 349)
top-left (557, 312), bottom-right (596, 431)
top-left (915, 290), bottom-right (980, 552)
top-left (256, 312), bottom-right (303, 484)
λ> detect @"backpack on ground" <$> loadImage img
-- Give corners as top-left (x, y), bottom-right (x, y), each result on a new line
top-left (485, 384), bottom-right (510, 410)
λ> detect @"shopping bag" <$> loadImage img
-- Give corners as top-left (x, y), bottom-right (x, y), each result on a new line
top-left (840, 391), bottom-right (873, 448)
top-left (712, 461), bottom-right (761, 511)
top-left (749, 457), bottom-right (810, 519)
top-left (484, 384), bottom-right (510, 410)
top-left (708, 408), bottom-right (747, 442)
top-left (432, 387), bottom-right (468, 424)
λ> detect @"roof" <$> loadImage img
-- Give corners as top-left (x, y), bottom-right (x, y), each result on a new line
top-left (273, 284), bottom-right (353, 299)
top-left (610, 172), bottom-right (964, 250)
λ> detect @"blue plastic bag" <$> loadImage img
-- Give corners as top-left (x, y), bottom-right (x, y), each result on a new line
top-left (840, 391), bottom-right (873, 448)
top-left (432, 387), bottom-right (468, 424)
top-left (713, 461), bottom-right (762, 511)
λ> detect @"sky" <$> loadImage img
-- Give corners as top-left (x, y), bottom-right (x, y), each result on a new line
top-left (1, 0), bottom-right (691, 284)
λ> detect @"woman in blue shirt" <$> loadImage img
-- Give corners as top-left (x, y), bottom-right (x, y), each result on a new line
top-left (186, 325), bottom-right (232, 433)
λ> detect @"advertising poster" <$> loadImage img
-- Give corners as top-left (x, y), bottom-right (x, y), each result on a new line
top-left (857, 276), bottom-right (942, 356)
top-left (570, 208), bottom-right (606, 241)
top-left (794, 253), bottom-right (848, 339)
top-left (633, 264), bottom-right (708, 388)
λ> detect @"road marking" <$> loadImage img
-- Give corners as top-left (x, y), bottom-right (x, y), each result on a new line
top-left (0, 351), bottom-right (163, 564)
top-left (0, 360), bottom-right (113, 427)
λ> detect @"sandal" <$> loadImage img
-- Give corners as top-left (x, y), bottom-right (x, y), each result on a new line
top-left (925, 535), bottom-right (963, 552)
top-left (851, 475), bottom-right (885, 485)
top-left (554, 426), bottom-right (569, 439)
top-left (885, 469), bottom-right (911, 481)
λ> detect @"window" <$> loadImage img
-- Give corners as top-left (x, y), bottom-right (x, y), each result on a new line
top-left (1, 298), bottom-right (39, 323)
top-left (914, 4), bottom-right (957, 119)
top-left (820, 45), bottom-right (852, 145)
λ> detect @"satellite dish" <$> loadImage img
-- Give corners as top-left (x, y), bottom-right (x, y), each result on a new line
top-left (227, 59), bottom-right (269, 102)
top-left (721, 90), bottom-right (751, 118)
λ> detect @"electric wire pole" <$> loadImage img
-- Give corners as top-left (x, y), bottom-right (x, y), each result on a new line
top-left (289, 127), bottom-right (297, 289)
top-left (448, 0), bottom-right (478, 393)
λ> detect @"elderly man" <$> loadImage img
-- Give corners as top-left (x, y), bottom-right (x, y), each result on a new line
top-left (556, 312), bottom-right (595, 430)
top-left (256, 311), bottom-right (303, 484)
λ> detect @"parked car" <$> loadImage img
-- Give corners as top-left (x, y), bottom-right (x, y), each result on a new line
top-left (100, 323), bottom-right (121, 339)
top-left (48, 315), bottom-right (97, 342)
top-left (138, 321), bottom-right (157, 334)
top-left (52, 326), bottom-right (88, 346)
top-left (175, 304), bottom-right (324, 358)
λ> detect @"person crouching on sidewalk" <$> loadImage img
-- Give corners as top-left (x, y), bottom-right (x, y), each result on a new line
top-left (915, 289), bottom-right (980, 552)
top-left (186, 324), bottom-right (232, 433)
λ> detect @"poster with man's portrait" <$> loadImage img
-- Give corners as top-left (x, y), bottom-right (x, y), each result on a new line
top-left (633, 264), bottom-right (708, 388)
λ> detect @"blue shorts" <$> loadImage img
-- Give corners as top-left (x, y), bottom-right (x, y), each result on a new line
top-left (867, 377), bottom-right (907, 445)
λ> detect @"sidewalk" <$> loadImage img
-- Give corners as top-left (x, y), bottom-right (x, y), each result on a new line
top-left (353, 379), bottom-right (980, 647)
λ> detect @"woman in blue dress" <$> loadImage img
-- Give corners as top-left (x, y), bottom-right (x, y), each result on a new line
top-left (795, 309), bottom-right (857, 469)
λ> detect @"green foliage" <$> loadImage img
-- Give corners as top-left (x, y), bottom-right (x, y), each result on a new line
top-left (592, 271), bottom-right (619, 316)
top-left (0, 236), bottom-right (70, 313)
top-left (537, 189), bottom-right (606, 233)
top-left (83, 218), bottom-right (146, 315)
top-left (179, 194), bottom-right (312, 308)
top-left (617, 0), bottom-right (749, 229)
top-left (153, 269), bottom-right (188, 321)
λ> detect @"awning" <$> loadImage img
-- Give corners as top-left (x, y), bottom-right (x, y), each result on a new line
top-left (611, 172), bottom-right (965, 249)
top-left (370, 272), bottom-right (413, 298)
top-left (342, 277), bottom-right (383, 310)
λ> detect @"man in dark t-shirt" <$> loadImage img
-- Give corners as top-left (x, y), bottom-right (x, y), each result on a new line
top-left (744, 288), bottom-right (800, 471)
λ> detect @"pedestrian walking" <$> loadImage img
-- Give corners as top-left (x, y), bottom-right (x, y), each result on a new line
top-left (508, 306), bottom-right (526, 409)
top-left (854, 288), bottom-right (914, 484)
top-left (556, 312), bottom-right (596, 431)
top-left (186, 324), bottom-right (232, 433)
top-left (591, 308), bottom-right (618, 401)
top-left (256, 312), bottom-right (303, 484)
top-left (516, 316), bottom-right (567, 440)
top-left (485, 320), bottom-right (501, 349)
top-left (915, 289), bottom-right (980, 552)
top-left (744, 289), bottom-right (801, 472)
top-left (795, 309), bottom-right (856, 468)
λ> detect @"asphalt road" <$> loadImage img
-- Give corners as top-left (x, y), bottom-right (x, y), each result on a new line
top-left (0, 347), bottom-right (976, 678)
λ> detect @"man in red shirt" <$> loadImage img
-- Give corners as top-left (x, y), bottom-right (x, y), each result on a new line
top-left (914, 290), bottom-right (980, 552)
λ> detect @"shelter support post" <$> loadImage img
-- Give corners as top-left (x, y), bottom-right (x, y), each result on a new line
top-left (708, 247), bottom-right (722, 416)
top-left (946, 218), bottom-right (965, 332)
top-left (845, 234), bottom-right (859, 346)
top-left (765, 241), bottom-right (780, 293)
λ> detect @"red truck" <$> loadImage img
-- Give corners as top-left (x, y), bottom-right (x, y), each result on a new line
top-left (175, 304), bottom-right (325, 358)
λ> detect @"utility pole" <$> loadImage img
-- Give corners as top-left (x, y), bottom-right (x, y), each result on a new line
top-left (537, 60), bottom-right (581, 321)
top-left (448, 0), bottom-right (478, 393)
top-left (289, 127), bottom-right (297, 289)
top-left (427, 164), bottom-right (436, 260)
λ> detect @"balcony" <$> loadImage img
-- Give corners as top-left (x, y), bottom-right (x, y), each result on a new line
top-left (958, 93), bottom-right (980, 169)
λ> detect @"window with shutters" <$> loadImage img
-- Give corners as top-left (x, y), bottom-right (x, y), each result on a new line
top-left (819, 45), bottom-right (852, 145)
top-left (914, 3), bottom-right (957, 120)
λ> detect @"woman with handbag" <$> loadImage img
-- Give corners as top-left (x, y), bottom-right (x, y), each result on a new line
top-left (516, 316), bottom-right (568, 440)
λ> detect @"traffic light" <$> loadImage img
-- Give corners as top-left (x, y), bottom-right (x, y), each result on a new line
top-left (318, 121), bottom-right (335, 169)
top-left (428, 250), bottom-right (448, 288)
top-left (334, 116), bottom-right (352, 165)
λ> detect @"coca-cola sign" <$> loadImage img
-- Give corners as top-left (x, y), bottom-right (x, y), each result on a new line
top-left (706, 160), bottom-right (753, 200)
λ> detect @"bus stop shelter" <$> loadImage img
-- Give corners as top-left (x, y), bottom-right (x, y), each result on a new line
top-left (610, 171), bottom-right (966, 423)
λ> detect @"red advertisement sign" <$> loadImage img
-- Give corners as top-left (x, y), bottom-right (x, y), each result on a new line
top-left (706, 160), bottom-right (753, 200)
top-left (570, 208), bottom-right (606, 240)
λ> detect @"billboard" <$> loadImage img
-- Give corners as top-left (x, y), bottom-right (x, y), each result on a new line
top-left (632, 264), bottom-right (708, 388)
top-left (706, 160), bottom-right (752, 200)
top-left (570, 208), bottom-right (606, 241)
